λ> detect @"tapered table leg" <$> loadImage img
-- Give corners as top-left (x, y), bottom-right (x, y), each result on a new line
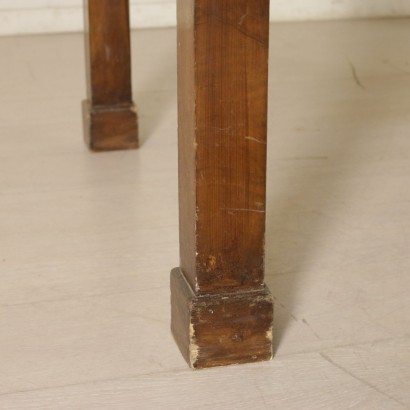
top-left (82, 0), bottom-right (138, 151)
top-left (171, 0), bottom-right (273, 369)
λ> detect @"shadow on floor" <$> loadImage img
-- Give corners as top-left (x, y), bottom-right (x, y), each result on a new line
top-left (132, 29), bottom-right (177, 146)
top-left (264, 25), bottom-right (404, 355)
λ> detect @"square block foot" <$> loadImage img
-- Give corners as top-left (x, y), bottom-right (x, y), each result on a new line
top-left (82, 100), bottom-right (139, 151)
top-left (171, 268), bottom-right (274, 369)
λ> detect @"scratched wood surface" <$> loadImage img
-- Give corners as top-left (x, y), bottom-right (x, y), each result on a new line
top-left (172, 0), bottom-right (273, 369)
top-left (178, 0), bottom-right (270, 293)
top-left (0, 20), bottom-right (409, 409)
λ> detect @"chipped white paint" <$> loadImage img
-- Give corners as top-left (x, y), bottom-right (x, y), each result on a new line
top-left (189, 323), bottom-right (199, 366)
top-left (189, 343), bottom-right (200, 367)
top-left (0, 0), bottom-right (410, 35)
top-left (266, 328), bottom-right (273, 343)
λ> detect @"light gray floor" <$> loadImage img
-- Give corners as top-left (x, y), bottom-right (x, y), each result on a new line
top-left (0, 19), bottom-right (409, 409)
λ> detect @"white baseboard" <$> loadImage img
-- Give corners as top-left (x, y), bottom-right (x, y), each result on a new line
top-left (0, 0), bottom-right (409, 36)
top-left (272, 0), bottom-right (410, 21)
top-left (0, 3), bottom-right (176, 36)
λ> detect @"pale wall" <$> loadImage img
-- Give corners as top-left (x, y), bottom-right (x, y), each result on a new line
top-left (0, 0), bottom-right (409, 36)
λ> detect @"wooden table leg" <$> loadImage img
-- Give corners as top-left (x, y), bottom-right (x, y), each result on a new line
top-left (171, 0), bottom-right (273, 369)
top-left (82, 0), bottom-right (138, 151)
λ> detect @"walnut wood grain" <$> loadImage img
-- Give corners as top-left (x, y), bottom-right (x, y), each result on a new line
top-left (171, 0), bottom-right (273, 369)
top-left (82, 0), bottom-right (138, 151)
